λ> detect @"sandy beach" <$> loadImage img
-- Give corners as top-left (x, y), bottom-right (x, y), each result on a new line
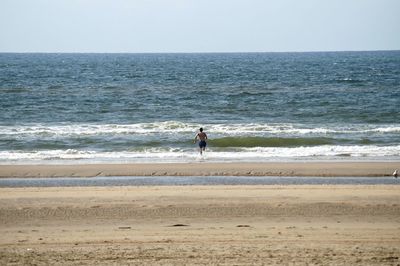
top-left (0, 185), bottom-right (399, 265)
top-left (2, 2), bottom-right (400, 264)
top-left (0, 161), bottom-right (399, 178)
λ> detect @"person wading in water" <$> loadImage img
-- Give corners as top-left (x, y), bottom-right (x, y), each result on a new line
top-left (194, 127), bottom-right (208, 155)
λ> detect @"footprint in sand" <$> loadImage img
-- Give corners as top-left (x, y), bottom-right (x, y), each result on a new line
top-left (118, 226), bottom-right (131, 230)
top-left (170, 224), bottom-right (189, 227)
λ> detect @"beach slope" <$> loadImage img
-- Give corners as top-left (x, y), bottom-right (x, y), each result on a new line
top-left (0, 185), bottom-right (399, 265)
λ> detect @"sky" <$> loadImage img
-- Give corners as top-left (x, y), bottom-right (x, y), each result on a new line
top-left (0, 0), bottom-right (399, 53)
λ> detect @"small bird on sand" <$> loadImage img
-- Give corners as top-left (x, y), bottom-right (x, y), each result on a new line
top-left (393, 169), bottom-right (398, 178)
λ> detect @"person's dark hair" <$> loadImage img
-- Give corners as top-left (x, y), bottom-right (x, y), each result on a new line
top-left (199, 128), bottom-right (203, 132)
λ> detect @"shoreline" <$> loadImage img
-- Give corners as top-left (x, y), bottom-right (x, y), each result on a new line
top-left (0, 161), bottom-right (399, 178)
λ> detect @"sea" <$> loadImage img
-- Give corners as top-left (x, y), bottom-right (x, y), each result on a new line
top-left (0, 51), bottom-right (399, 164)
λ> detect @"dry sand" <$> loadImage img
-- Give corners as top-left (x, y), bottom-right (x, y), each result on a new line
top-left (0, 185), bottom-right (399, 265)
top-left (0, 161), bottom-right (399, 177)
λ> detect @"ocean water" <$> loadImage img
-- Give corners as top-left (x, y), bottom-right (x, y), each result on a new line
top-left (0, 176), bottom-right (398, 187)
top-left (0, 51), bottom-right (399, 163)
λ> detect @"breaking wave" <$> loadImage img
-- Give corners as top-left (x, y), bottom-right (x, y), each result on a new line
top-left (0, 145), bottom-right (399, 164)
top-left (1, 121), bottom-right (399, 137)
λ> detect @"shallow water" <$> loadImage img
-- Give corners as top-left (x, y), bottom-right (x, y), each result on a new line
top-left (0, 176), bottom-right (398, 187)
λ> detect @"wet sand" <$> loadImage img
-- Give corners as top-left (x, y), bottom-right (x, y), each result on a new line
top-left (0, 161), bottom-right (399, 177)
top-left (1, 185), bottom-right (399, 265)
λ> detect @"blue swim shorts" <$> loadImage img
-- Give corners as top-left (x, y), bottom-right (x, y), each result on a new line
top-left (199, 140), bottom-right (207, 148)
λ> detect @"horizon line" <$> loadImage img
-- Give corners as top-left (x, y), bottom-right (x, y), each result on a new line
top-left (1, 49), bottom-right (399, 54)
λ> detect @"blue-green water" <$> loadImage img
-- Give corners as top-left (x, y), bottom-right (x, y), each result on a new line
top-left (0, 51), bottom-right (399, 163)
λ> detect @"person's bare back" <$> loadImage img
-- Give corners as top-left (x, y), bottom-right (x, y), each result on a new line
top-left (194, 128), bottom-right (208, 155)
top-left (197, 132), bottom-right (207, 141)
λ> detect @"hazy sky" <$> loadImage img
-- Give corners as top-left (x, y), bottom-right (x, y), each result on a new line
top-left (1, 0), bottom-right (399, 53)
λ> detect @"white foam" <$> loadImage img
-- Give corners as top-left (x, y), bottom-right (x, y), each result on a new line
top-left (0, 145), bottom-right (399, 164)
top-left (0, 121), bottom-right (399, 137)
